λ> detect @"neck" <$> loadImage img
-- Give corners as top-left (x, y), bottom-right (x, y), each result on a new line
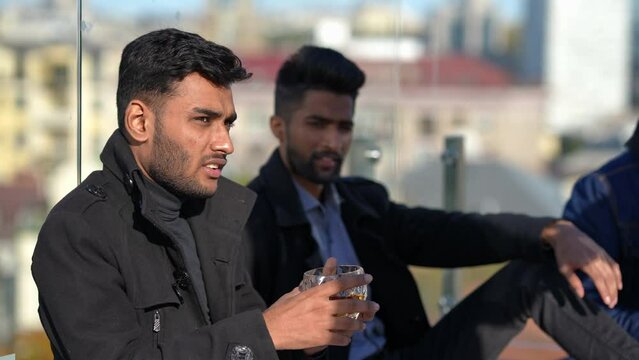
top-left (279, 147), bottom-right (324, 199)
top-left (130, 144), bottom-right (153, 183)
top-left (136, 170), bottom-right (184, 212)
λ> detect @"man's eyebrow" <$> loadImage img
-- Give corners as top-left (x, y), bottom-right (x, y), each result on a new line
top-left (192, 107), bottom-right (237, 121)
top-left (192, 107), bottom-right (222, 118)
top-left (306, 114), bottom-right (352, 123)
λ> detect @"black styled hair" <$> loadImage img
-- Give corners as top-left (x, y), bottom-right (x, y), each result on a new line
top-left (116, 28), bottom-right (251, 130)
top-left (274, 45), bottom-right (365, 120)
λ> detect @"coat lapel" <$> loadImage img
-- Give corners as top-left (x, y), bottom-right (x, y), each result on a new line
top-left (336, 180), bottom-right (385, 273)
top-left (259, 151), bottom-right (323, 269)
top-left (187, 177), bottom-right (256, 322)
top-left (258, 150), bottom-right (309, 228)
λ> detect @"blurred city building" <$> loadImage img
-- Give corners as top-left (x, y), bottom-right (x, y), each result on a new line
top-left (0, 173), bottom-right (46, 347)
top-left (426, 0), bottom-right (515, 67)
top-left (0, 1), bottom-right (77, 353)
top-left (1, 0), bottom-right (638, 357)
top-left (521, 0), bottom-right (631, 133)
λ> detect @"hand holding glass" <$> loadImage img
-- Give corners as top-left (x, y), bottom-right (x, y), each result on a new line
top-left (300, 264), bottom-right (368, 319)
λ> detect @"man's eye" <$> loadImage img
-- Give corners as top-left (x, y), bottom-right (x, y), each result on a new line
top-left (196, 117), bottom-right (209, 123)
top-left (226, 121), bottom-right (236, 129)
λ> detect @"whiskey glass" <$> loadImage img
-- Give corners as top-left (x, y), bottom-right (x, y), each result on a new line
top-left (300, 264), bottom-right (368, 319)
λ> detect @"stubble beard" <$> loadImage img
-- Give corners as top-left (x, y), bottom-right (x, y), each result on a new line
top-left (285, 141), bottom-right (343, 185)
top-left (147, 119), bottom-right (215, 199)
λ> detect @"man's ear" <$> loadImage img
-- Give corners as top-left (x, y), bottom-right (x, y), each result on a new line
top-left (270, 115), bottom-right (285, 142)
top-left (124, 100), bottom-right (153, 144)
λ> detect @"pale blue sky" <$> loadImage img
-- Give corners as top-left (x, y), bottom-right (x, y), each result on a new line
top-left (88, 0), bottom-right (205, 16)
top-left (0, 0), bottom-right (522, 22)
top-left (0, 0), bottom-right (522, 20)
top-left (254, 0), bottom-right (522, 20)
top-left (84, 0), bottom-right (522, 20)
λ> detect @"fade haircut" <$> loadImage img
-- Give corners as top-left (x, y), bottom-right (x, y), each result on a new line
top-left (116, 28), bottom-right (251, 130)
top-left (274, 45), bottom-right (365, 121)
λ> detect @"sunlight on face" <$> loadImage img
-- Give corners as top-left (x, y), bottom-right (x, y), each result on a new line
top-left (145, 73), bottom-right (236, 198)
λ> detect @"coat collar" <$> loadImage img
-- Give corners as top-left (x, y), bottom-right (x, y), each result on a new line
top-left (99, 129), bottom-right (255, 224)
top-left (99, 129), bottom-right (257, 319)
top-left (100, 129), bottom-right (139, 190)
top-left (334, 180), bottom-right (381, 222)
top-left (256, 149), bottom-right (379, 227)
top-left (257, 150), bottom-right (311, 227)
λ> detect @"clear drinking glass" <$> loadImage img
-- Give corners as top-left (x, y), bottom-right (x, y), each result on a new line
top-left (300, 265), bottom-right (368, 319)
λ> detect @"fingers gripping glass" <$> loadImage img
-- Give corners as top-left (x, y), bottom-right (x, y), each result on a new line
top-left (300, 265), bottom-right (368, 319)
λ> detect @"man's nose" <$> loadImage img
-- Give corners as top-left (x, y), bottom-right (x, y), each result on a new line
top-left (320, 127), bottom-right (341, 151)
top-left (211, 126), bottom-right (234, 154)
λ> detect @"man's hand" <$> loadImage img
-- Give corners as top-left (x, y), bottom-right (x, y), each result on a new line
top-left (542, 219), bottom-right (622, 308)
top-left (263, 272), bottom-right (379, 350)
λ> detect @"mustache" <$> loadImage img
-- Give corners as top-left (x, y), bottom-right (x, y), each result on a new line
top-left (311, 151), bottom-right (342, 162)
top-left (202, 154), bottom-right (227, 162)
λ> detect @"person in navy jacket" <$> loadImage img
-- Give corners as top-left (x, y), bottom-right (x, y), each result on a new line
top-left (564, 121), bottom-right (639, 340)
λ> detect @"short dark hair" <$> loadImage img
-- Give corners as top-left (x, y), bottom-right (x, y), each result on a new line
top-left (274, 45), bottom-right (365, 120)
top-left (116, 28), bottom-right (251, 130)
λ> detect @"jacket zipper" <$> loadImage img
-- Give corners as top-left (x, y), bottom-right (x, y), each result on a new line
top-left (153, 309), bottom-right (161, 347)
top-left (153, 310), bottom-right (161, 333)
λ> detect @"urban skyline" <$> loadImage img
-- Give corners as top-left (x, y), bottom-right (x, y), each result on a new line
top-left (0, 1), bottom-right (636, 358)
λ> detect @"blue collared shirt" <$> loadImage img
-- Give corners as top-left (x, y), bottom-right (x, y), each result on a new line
top-left (293, 180), bottom-right (386, 360)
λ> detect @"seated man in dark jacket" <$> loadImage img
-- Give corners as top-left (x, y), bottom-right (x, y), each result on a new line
top-left (244, 45), bottom-right (639, 359)
top-left (563, 121), bottom-right (639, 340)
top-left (32, 29), bottom-right (379, 360)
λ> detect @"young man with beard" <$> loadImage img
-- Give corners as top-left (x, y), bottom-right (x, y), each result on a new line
top-left (32, 29), bottom-right (378, 360)
top-left (244, 45), bottom-right (639, 359)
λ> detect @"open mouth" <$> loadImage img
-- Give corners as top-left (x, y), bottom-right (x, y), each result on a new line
top-left (203, 160), bottom-right (225, 178)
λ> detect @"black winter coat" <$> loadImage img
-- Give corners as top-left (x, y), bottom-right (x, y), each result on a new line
top-left (33, 130), bottom-right (278, 360)
top-left (245, 150), bottom-right (554, 358)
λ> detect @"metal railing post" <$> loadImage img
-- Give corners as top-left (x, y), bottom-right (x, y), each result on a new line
top-left (76, 0), bottom-right (83, 185)
top-left (349, 138), bottom-right (382, 179)
top-left (438, 136), bottom-right (465, 315)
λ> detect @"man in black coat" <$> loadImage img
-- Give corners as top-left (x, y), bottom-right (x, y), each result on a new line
top-left (32, 29), bottom-right (378, 360)
top-left (244, 45), bottom-right (639, 359)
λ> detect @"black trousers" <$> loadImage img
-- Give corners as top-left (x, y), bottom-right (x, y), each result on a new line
top-left (379, 260), bottom-right (639, 360)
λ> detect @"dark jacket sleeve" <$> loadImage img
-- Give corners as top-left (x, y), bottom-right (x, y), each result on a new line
top-left (389, 204), bottom-right (554, 267)
top-left (355, 180), bottom-right (555, 267)
top-left (33, 210), bottom-right (278, 360)
top-left (563, 173), bottom-right (622, 259)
